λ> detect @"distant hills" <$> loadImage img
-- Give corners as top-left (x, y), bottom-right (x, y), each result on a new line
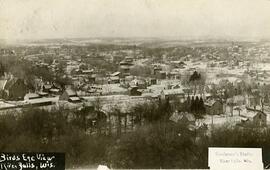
top-left (1, 37), bottom-right (270, 48)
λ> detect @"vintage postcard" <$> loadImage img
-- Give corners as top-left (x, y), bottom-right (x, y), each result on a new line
top-left (0, 0), bottom-right (270, 169)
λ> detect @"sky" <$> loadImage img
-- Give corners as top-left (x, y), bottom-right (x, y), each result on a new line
top-left (1, 0), bottom-right (270, 41)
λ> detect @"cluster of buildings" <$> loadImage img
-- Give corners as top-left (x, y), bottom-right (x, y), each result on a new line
top-left (1, 42), bottom-right (270, 132)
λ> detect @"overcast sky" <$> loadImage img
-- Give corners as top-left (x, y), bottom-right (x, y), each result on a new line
top-left (1, 0), bottom-right (270, 40)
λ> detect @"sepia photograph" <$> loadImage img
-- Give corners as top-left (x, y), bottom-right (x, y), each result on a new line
top-left (1, 0), bottom-right (270, 169)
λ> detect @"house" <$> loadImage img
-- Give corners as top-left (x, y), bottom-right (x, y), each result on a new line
top-left (108, 76), bottom-right (120, 84)
top-left (152, 65), bottom-right (162, 75)
top-left (160, 89), bottom-right (185, 101)
top-left (171, 61), bottom-right (186, 68)
top-left (168, 71), bottom-right (181, 79)
top-left (129, 79), bottom-right (147, 89)
top-left (43, 84), bottom-right (53, 93)
top-left (119, 65), bottom-right (131, 76)
top-left (59, 89), bottom-right (81, 103)
top-left (157, 71), bottom-right (166, 79)
top-left (204, 99), bottom-right (223, 115)
top-left (48, 83), bottom-right (62, 95)
top-left (149, 78), bottom-right (157, 85)
top-left (119, 60), bottom-right (133, 76)
top-left (3, 77), bottom-right (28, 100)
top-left (86, 85), bottom-right (103, 96)
top-left (253, 111), bottom-right (267, 126)
top-left (239, 108), bottom-right (267, 127)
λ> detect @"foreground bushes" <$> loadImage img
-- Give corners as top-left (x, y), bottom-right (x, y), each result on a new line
top-left (1, 107), bottom-right (270, 168)
top-left (0, 108), bottom-right (113, 168)
top-left (107, 123), bottom-right (208, 169)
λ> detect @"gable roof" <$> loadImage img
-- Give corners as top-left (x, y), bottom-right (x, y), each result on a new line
top-left (111, 71), bottom-right (121, 77)
top-left (69, 96), bottom-right (80, 101)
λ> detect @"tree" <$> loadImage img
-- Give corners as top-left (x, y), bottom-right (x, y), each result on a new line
top-left (190, 96), bottom-right (204, 119)
top-left (130, 65), bottom-right (152, 77)
top-left (0, 62), bottom-right (5, 77)
top-left (189, 71), bottom-right (206, 95)
top-left (190, 96), bottom-right (195, 113)
top-left (0, 90), bottom-right (7, 99)
top-left (199, 97), bottom-right (206, 115)
top-left (189, 71), bottom-right (200, 82)
top-left (74, 106), bottom-right (94, 132)
top-left (107, 122), bottom-right (205, 169)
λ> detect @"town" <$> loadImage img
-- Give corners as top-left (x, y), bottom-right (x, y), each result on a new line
top-left (1, 39), bottom-right (270, 129)
top-left (1, 38), bottom-right (270, 168)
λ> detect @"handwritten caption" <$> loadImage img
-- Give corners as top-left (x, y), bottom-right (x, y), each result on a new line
top-left (0, 153), bottom-right (65, 170)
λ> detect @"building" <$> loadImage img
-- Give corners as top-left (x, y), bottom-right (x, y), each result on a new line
top-left (43, 84), bottom-right (53, 93)
top-left (171, 61), bottom-right (186, 68)
top-left (119, 60), bottom-right (133, 76)
top-left (152, 65), bottom-right (162, 75)
top-left (59, 89), bottom-right (81, 103)
top-left (129, 79), bottom-right (147, 89)
top-left (160, 89), bottom-right (185, 101)
top-left (205, 99), bottom-right (224, 115)
top-left (239, 108), bottom-right (267, 127)
top-left (149, 78), bottom-right (157, 85)
top-left (108, 76), bottom-right (120, 84)
top-left (253, 111), bottom-right (267, 126)
top-left (157, 71), bottom-right (166, 79)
